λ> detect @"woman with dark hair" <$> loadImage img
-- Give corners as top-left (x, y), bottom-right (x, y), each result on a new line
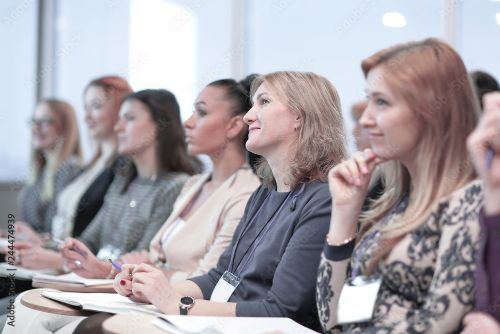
top-left (1, 89), bottom-right (193, 334)
top-left (470, 70), bottom-right (499, 109)
top-left (60, 89), bottom-right (195, 272)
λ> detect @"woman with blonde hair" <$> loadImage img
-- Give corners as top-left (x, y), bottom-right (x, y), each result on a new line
top-left (16, 98), bottom-right (82, 240)
top-left (14, 75), bottom-right (133, 269)
top-left (110, 71), bottom-right (346, 331)
top-left (316, 38), bottom-right (483, 333)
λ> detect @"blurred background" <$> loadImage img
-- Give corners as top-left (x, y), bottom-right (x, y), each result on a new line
top-left (2, 0), bottom-right (500, 217)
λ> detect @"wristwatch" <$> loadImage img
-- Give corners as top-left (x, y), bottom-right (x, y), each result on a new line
top-left (179, 296), bottom-right (195, 315)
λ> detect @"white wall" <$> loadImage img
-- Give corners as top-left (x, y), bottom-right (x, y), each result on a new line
top-left (55, 0), bottom-right (131, 159)
top-left (2, 0), bottom-right (500, 183)
top-left (246, 0), bottom-right (444, 150)
top-left (0, 0), bottom-right (38, 182)
top-left (460, 0), bottom-right (500, 80)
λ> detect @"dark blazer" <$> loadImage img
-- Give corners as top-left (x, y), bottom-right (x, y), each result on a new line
top-left (191, 181), bottom-right (331, 331)
top-left (71, 155), bottom-right (127, 237)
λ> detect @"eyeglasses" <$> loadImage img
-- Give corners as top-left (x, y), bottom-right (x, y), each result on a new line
top-left (28, 117), bottom-right (55, 128)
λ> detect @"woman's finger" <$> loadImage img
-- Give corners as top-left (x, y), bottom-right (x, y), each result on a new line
top-left (115, 278), bottom-right (132, 296)
top-left (118, 277), bottom-right (133, 292)
top-left (131, 283), bottom-right (148, 301)
top-left (353, 151), bottom-right (369, 175)
top-left (131, 272), bottom-right (149, 285)
top-left (332, 163), bottom-right (355, 185)
top-left (132, 263), bottom-right (155, 275)
top-left (121, 264), bottom-right (137, 277)
top-left (483, 92), bottom-right (500, 116)
top-left (343, 159), bottom-right (364, 186)
top-left (61, 248), bottom-right (86, 262)
top-left (14, 241), bottom-right (33, 250)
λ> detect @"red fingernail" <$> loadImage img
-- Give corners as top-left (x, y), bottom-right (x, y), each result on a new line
top-left (119, 279), bottom-right (126, 286)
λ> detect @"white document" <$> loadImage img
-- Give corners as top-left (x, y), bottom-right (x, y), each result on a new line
top-left (33, 272), bottom-right (113, 286)
top-left (152, 315), bottom-right (319, 334)
top-left (41, 290), bottom-right (162, 315)
top-left (337, 276), bottom-right (382, 324)
top-left (210, 277), bottom-right (237, 302)
top-left (0, 262), bottom-right (59, 280)
top-left (0, 238), bottom-right (10, 248)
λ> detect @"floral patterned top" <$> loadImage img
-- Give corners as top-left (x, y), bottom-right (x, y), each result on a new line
top-left (316, 180), bottom-right (483, 333)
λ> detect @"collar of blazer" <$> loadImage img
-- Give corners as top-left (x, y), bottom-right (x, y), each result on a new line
top-left (172, 165), bottom-right (250, 220)
top-left (153, 166), bottom-right (250, 240)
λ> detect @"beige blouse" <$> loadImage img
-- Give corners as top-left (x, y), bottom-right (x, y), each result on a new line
top-left (149, 166), bottom-right (260, 283)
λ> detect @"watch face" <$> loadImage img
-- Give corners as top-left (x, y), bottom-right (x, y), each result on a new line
top-left (180, 296), bottom-right (194, 306)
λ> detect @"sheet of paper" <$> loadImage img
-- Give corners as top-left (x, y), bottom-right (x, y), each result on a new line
top-left (0, 238), bottom-right (10, 248)
top-left (41, 291), bottom-right (161, 315)
top-left (153, 315), bottom-right (318, 334)
top-left (0, 262), bottom-right (59, 280)
top-left (33, 272), bottom-right (113, 286)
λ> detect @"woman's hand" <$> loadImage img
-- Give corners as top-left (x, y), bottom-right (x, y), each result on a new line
top-left (114, 264), bottom-right (139, 298)
top-left (328, 148), bottom-right (381, 208)
top-left (131, 264), bottom-right (181, 313)
top-left (326, 148), bottom-right (383, 244)
top-left (467, 92), bottom-right (500, 214)
top-left (60, 238), bottom-right (109, 278)
top-left (18, 246), bottom-right (64, 270)
top-left (461, 312), bottom-right (500, 334)
top-left (15, 222), bottom-right (44, 245)
top-left (0, 240), bottom-right (31, 265)
top-left (120, 250), bottom-right (152, 265)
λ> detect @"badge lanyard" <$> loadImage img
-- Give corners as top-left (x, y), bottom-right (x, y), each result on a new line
top-left (228, 191), bottom-right (291, 275)
top-left (210, 184), bottom-right (304, 302)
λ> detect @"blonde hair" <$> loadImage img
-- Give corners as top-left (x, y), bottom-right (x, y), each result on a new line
top-left (31, 99), bottom-right (82, 202)
top-left (359, 38), bottom-right (479, 270)
top-left (250, 71), bottom-right (347, 189)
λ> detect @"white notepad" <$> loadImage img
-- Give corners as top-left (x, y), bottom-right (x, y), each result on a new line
top-left (0, 262), bottom-right (59, 280)
top-left (0, 238), bottom-right (10, 248)
top-left (33, 272), bottom-right (113, 286)
top-left (152, 315), bottom-right (319, 334)
top-left (41, 290), bottom-right (162, 315)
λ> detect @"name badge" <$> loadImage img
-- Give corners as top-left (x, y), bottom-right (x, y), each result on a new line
top-left (210, 271), bottom-right (241, 302)
top-left (337, 275), bottom-right (382, 324)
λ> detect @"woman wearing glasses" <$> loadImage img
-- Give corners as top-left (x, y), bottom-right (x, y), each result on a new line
top-left (16, 99), bottom-right (82, 241)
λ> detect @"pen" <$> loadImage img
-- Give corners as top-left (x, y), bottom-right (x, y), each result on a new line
top-left (108, 259), bottom-right (123, 272)
top-left (486, 146), bottom-right (494, 170)
top-left (56, 238), bottom-right (88, 258)
top-left (52, 237), bottom-right (65, 246)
